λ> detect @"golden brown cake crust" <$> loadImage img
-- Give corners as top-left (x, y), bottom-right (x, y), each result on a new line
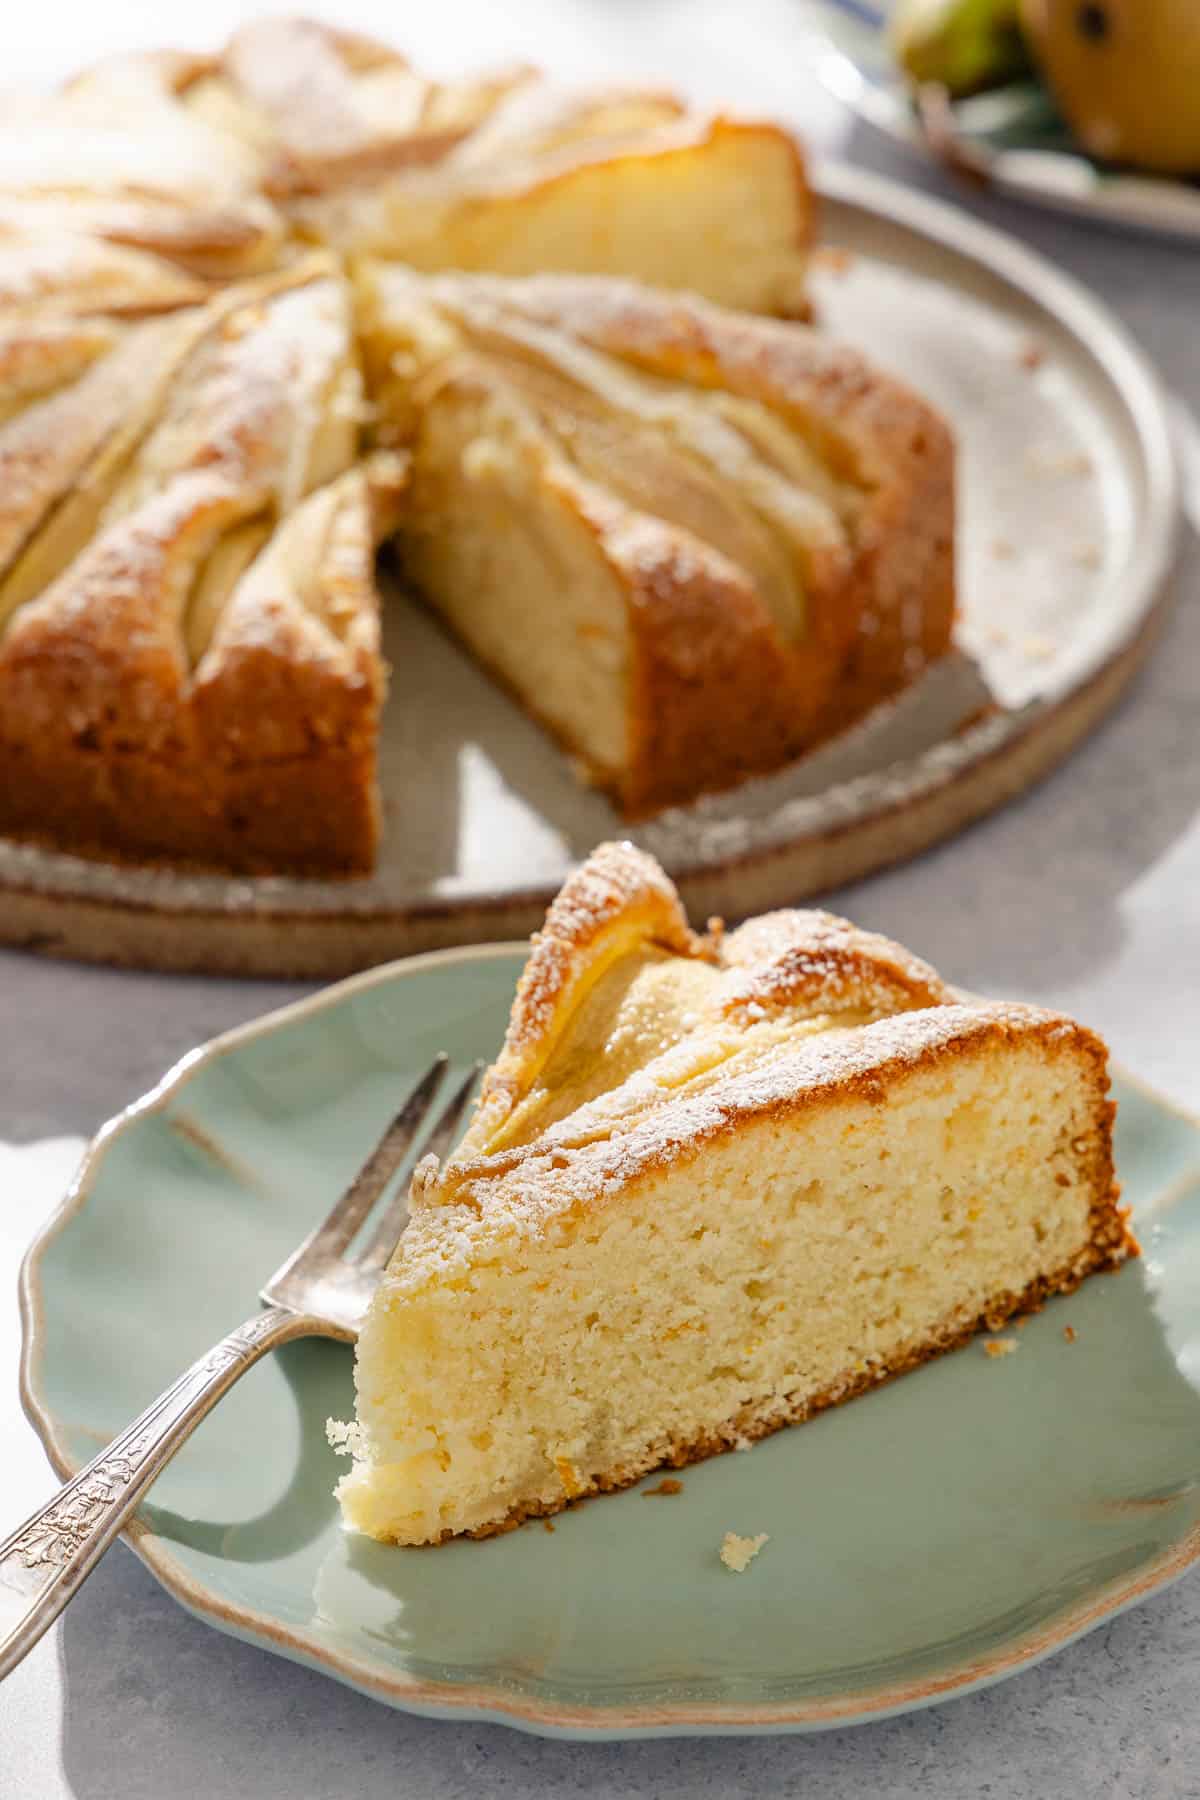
top-left (366, 270), bottom-right (956, 819)
top-left (0, 232), bottom-right (405, 875)
top-left (0, 463), bottom-right (405, 875)
top-left (458, 274), bottom-right (957, 800)
top-left (433, 998), bottom-right (1127, 1227)
top-left (715, 907), bottom-right (951, 1019)
top-left (0, 21), bottom-right (822, 876)
top-left (0, 52), bottom-right (284, 281)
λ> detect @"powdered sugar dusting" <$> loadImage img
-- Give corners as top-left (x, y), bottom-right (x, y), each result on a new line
top-left (491, 840), bottom-right (700, 1065)
top-left (719, 908), bottom-right (948, 1017)
top-left (404, 989), bottom-right (1078, 1277)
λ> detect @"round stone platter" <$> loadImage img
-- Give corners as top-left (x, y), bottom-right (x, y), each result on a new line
top-left (0, 164), bottom-right (1179, 978)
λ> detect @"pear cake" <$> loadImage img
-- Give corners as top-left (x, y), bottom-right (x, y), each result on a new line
top-left (335, 842), bottom-right (1135, 1545)
top-left (0, 258), bottom-right (406, 870)
top-left (0, 17), bottom-right (956, 871)
top-left (0, 17), bottom-right (812, 313)
top-left (359, 269), bottom-right (955, 816)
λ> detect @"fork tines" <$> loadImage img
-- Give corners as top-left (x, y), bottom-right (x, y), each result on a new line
top-left (269, 1054), bottom-right (481, 1293)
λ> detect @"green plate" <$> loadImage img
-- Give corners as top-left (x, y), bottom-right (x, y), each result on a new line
top-left (19, 947), bottom-right (1200, 1738)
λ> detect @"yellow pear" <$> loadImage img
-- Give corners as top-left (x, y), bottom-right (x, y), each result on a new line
top-left (1020, 0), bottom-right (1200, 174)
top-left (890, 0), bottom-right (1029, 98)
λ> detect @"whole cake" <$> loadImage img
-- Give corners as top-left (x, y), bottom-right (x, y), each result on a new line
top-left (0, 19), bottom-right (955, 871)
top-left (335, 842), bottom-right (1135, 1545)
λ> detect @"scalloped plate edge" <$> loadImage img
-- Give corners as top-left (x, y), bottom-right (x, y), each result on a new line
top-left (17, 944), bottom-right (1200, 1738)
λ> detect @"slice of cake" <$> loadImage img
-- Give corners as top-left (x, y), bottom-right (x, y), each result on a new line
top-left (359, 268), bottom-right (956, 816)
top-left (336, 842), bottom-right (1135, 1545)
top-left (191, 17), bottom-right (814, 317)
top-left (0, 53), bottom-right (283, 281)
top-left (0, 24), bottom-right (811, 316)
top-left (0, 256), bottom-right (403, 872)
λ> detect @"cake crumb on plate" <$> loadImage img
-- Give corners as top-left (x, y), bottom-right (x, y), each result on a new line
top-left (720, 1531), bottom-right (769, 1572)
top-left (984, 1337), bottom-right (1019, 1358)
top-left (1064, 1324), bottom-right (1078, 1343)
top-left (643, 1478), bottom-right (684, 1497)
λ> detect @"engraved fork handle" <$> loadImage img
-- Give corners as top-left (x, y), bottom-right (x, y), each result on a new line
top-left (0, 1306), bottom-right (315, 1681)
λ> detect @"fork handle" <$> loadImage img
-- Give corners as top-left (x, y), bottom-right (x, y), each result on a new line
top-left (0, 1305), bottom-right (312, 1681)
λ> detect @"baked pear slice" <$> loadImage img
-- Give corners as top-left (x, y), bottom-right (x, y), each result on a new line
top-left (360, 267), bottom-right (955, 815)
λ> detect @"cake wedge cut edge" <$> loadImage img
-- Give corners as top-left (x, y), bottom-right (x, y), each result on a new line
top-left (334, 842), bottom-right (1136, 1546)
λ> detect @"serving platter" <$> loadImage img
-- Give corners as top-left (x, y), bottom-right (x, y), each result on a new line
top-left (805, 0), bottom-right (1200, 242)
top-left (0, 163), bottom-right (1179, 978)
top-left (20, 945), bottom-right (1200, 1738)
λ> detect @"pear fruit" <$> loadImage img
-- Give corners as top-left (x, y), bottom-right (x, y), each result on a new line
top-left (1020, 0), bottom-right (1200, 174)
top-left (889, 0), bottom-right (1031, 97)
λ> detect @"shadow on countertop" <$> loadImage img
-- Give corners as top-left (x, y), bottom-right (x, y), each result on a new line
top-left (47, 1525), bottom-right (1200, 1800)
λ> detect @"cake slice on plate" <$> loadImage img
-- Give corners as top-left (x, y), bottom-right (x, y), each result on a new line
top-left (335, 842), bottom-right (1135, 1545)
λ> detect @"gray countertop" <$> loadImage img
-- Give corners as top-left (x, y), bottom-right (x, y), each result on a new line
top-left (2, 3), bottom-right (1199, 1793)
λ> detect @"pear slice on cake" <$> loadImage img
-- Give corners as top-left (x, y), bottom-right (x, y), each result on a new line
top-left (335, 841), bottom-right (1135, 1545)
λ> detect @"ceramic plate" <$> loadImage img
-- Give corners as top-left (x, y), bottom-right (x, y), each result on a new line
top-left (0, 163), bottom-right (1179, 979)
top-left (19, 946), bottom-right (1200, 1738)
top-left (806, 0), bottom-right (1200, 240)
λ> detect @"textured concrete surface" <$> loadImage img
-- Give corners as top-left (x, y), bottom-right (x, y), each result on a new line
top-left (2, 2), bottom-right (1199, 1793)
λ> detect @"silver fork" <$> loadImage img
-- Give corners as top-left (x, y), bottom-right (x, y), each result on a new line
top-left (0, 1053), bottom-right (478, 1682)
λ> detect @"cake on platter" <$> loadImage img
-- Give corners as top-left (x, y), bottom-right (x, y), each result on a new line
top-left (0, 269), bottom-right (955, 870)
top-left (360, 267), bottom-right (955, 820)
top-left (0, 16), bottom-right (965, 874)
top-left (0, 257), bottom-right (405, 871)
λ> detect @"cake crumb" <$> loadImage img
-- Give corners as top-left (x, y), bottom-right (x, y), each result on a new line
top-left (1064, 1324), bottom-right (1078, 1344)
top-left (1018, 339), bottom-right (1045, 371)
top-left (720, 1531), bottom-right (769, 1572)
top-left (543, 1519), bottom-right (556, 1533)
top-left (325, 1417), bottom-right (364, 1457)
top-left (984, 1337), bottom-right (1019, 1358)
top-left (1021, 632), bottom-right (1056, 661)
top-left (644, 1478), bottom-right (684, 1497)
